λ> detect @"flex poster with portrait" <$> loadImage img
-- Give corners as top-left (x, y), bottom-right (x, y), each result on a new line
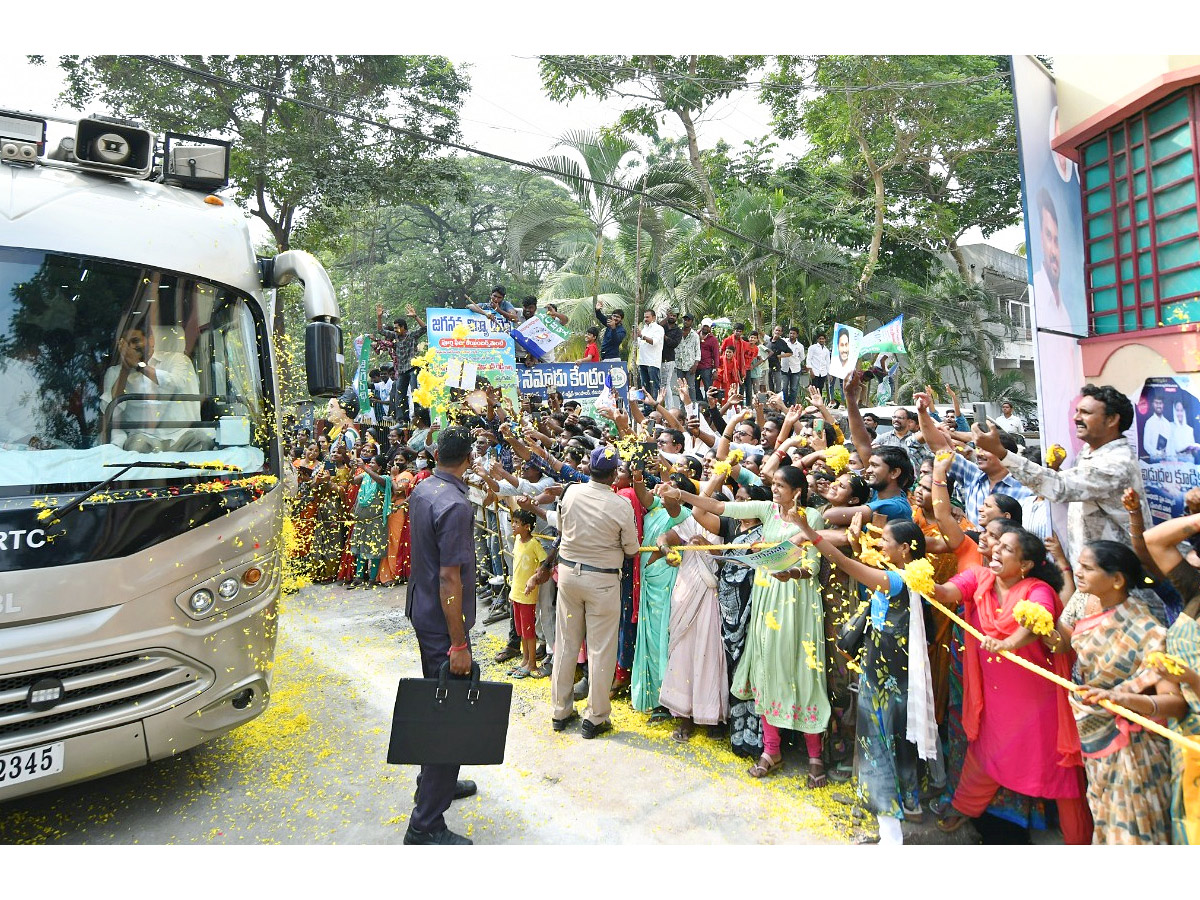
top-left (827, 316), bottom-right (906, 380)
top-left (1012, 55), bottom-right (1087, 466)
top-left (1135, 376), bottom-right (1200, 523)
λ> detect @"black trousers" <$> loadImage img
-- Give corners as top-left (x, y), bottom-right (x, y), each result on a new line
top-left (410, 628), bottom-right (462, 832)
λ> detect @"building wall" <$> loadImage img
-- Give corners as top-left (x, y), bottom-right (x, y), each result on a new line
top-left (1057, 56), bottom-right (1200, 133)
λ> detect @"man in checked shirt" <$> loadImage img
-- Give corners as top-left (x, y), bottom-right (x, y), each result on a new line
top-left (375, 302), bottom-right (427, 425)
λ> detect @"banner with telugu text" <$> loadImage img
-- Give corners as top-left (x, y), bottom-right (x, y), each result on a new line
top-left (518, 362), bottom-right (629, 421)
top-left (425, 308), bottom-right (518, 425)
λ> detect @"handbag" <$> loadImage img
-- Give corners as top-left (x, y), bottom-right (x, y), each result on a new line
top-left (387, 661), bottom-right (513, 766)
top-left (835, 599), bottom-right (871, 657)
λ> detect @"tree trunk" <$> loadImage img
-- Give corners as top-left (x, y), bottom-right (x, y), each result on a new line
top-left (676, 105), bottom-right (719, 220)
top-left (860, 156), bottom-right (886, 294)
top-left (949, 241), bottom-right (971, 281)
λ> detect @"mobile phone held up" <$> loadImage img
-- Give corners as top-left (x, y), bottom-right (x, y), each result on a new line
top-left (972, 402), bottom-right (989, 430)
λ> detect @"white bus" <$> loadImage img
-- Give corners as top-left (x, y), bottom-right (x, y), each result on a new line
top-left (0, 110), bottom-right (343, 799)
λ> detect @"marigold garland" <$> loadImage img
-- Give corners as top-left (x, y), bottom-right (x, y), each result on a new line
top-left (1013, 599), bottom-right (1055, 636)
top-left (1147, 650), bottom-right (1186, 676)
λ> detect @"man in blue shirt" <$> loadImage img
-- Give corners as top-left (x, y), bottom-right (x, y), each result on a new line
top-left (594, 300), bottom-right (627, 361)
top-left (823, 367), bottom-right (915, 527)
top-left (403, 425), bottom-right (479, 846)
top-left (468, 285), bottom-right (519, 327)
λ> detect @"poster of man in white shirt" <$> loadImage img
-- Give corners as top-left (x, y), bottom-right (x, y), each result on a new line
top-left (1136, 376), bottom-right (1200, 522)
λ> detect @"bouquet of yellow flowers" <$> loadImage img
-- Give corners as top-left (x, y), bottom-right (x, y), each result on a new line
top-left (1013, 599), bottom-right (1056, 636)
top-left (901, 558), bottom-right (936, 597)
top-left (1147, 650), bottom-right (1186, 676)
top-left (825, 445), bottom-right (851, 475)
top-left (1047, 444), bottom-right (1067, 467)
top-left (857, 535), bottom-right (887, 569)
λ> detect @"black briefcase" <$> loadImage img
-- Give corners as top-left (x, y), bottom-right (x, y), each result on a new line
top-left (386, 661), bottom-right (513, 766)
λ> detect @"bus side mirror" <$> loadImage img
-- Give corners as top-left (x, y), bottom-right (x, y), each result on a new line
top-left (305, 321), bottom-right (343, 397)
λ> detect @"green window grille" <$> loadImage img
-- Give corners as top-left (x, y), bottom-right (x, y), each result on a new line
top-left (1081, 87), bottom-right (1200, 335)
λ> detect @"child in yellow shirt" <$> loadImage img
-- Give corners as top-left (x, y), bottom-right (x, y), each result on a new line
top-left (509, 509), bottom-right (546, 678)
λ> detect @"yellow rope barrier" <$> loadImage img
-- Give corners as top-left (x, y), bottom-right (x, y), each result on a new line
top-left (891, 562), bottom-right (1200, 756)
top-left (637, 541), bottom-right (781, 553)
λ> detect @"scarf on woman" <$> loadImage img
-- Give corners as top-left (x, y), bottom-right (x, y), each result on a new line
top-left (962, 567), bottom-right (1082, 769)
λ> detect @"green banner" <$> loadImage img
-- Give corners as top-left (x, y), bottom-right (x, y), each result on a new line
top-left (355, 334), bottom-right (372, 415)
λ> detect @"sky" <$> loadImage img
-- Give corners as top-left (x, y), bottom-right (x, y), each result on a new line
top-left (5, 7), bottom-right (1179, 258)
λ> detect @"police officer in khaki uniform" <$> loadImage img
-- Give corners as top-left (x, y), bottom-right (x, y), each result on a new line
top-left (534, 445), bottom-right (639, 738)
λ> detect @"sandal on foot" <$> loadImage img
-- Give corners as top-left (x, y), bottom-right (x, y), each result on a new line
top-left (936, 813), bottom-right (970, 833)
top-left (528, 667), bottom-right (547, 679)
top-left (806, 758), bottom-right (828, 789)
top-left (671, 721), bottom-right (693, 744)
top-left (648, 708), bottom-right (672, 724)
top-left (509, 666), bottom-right (530, 679)
top-left (747, 754), bottom-right (784, 778)
top-left (928, 796), bottom-right (952, 818)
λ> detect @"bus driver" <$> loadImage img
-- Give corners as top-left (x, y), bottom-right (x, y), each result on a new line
top-left (101, 322), bottom-right (207, 452)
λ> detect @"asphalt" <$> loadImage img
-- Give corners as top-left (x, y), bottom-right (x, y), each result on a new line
top-left (0, 579), bottom-right (1008, 845)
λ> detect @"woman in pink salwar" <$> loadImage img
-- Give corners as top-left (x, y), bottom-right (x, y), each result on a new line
top-left (932, 522), bottom-right (1092, 843)
top-left (654, 514), bottom-right (728, 742)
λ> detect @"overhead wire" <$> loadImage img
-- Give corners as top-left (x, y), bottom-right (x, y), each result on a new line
top-left (128, 54), bottom-right (985, 314)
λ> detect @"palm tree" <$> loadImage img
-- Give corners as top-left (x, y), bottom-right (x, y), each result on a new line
top-left (891, 272), bottom-right (1017, 404)
top-left (507, 129), bottom-right (703, 312)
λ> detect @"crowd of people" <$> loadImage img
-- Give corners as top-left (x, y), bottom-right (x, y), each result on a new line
top-left (282, 297), bottom-right (1199, 847)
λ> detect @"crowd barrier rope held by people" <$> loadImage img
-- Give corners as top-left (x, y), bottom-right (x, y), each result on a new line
top-left (888, 559), bottom-right (1200, 756)
top-left (467, 465), bottom-right (1200, 752)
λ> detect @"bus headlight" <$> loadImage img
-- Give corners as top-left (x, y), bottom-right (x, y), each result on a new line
top-left (188, 589), bottom-right (216, 615)
top-left (217, 578), bottom-right (240, 600)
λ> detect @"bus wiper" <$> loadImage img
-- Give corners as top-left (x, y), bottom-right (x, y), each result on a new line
top-left (44, 460), bottom-right (243, 528)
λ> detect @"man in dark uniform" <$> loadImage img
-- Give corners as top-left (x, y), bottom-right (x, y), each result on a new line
top-left (403, 425), bottom-right (478, 845)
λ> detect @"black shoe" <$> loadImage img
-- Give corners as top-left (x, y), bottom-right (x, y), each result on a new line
top-left (454, 780), bottom-right (477, 801)
top-left (535, 642), bottom-right (547, 661)
top-left (413, 779), bottom-right (478, 804)
top-left (403, 825), bottom-right (473, 845)
top-left (552, 711), bottom-right (580, 732)
top-left (580, 719), bottom-right (612, 739)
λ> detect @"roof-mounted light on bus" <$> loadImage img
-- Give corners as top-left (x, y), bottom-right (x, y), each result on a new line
top-left (242, 567), bottom-right (262, 586)
top-left (163, 131), bottom-right (231, 191)
top-left (217, 578), bottom-right (240, 600)
top-left (0, 110), bottom-right (47, 160)
top-left (188, 589), bottom-right (215, 615)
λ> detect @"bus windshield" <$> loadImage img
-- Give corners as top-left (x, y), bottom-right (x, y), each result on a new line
top-left (0, 248), bottom-right (273, 494)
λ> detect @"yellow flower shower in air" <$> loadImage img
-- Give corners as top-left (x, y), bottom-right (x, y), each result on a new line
top-left (452, 323), bottom-right (471, 340)
top-left (901, 558), bottom-right (936, 597)
top-left (1013, 599), bottom-right (1055, 636)
top-left (764, 610), bottom-right (782, 630)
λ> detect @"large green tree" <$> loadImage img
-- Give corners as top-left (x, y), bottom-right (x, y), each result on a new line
top-left (45, 55), bottom-right (469, 258)
top-left (300, 156), bottom-right (570, 338)
top-left (762, 55), bottom-right (1022, 291)
top-left (538, 55), bottom-right (764, 218)
top-left (507, 130), bottom-right (703, 313)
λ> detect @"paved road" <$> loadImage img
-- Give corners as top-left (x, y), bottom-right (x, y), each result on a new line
top-left (0, 581), bottom-right (982, 845)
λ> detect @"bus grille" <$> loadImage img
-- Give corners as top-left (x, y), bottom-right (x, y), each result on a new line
top-left (0, 650), bottom-right (212, 750)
